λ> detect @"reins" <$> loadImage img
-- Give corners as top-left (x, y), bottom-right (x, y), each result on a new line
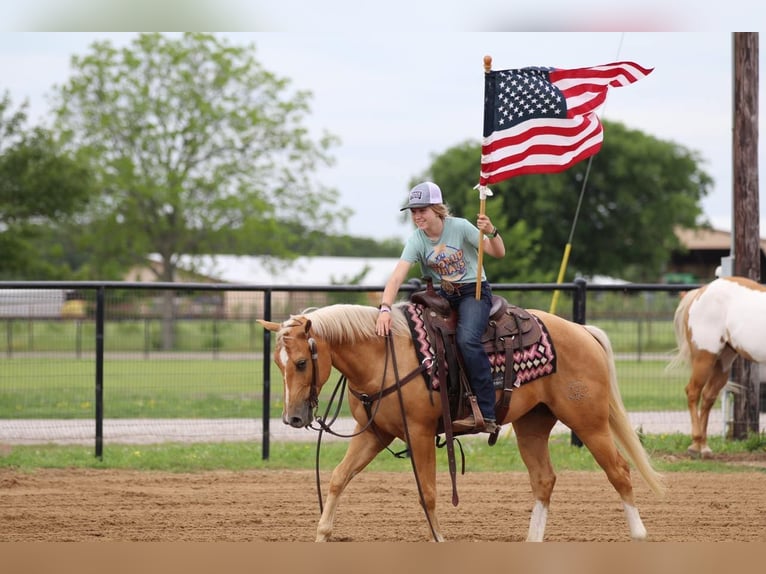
top-left (307, 330), bottom-right (424, 510)
top-left (305, 329), bottom-right (440, 541)
top-left (385, 332), bottom-right (441, 542)
top-left (306, 336), bottom-right (382, 514)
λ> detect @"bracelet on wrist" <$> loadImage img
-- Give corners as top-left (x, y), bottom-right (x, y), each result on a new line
top-left (488, 227), bottom-right (498, 238)
top-left (379, 308), bottom-right (391, 313)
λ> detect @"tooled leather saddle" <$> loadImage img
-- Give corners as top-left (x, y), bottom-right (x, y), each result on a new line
top-left (408, 278), bottom-right (551, 436)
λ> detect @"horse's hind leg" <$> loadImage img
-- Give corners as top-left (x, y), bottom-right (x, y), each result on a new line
top-left (695, 360), bottom-right (730, 458)
top-left (316, 425), bottom-right (392, 542)
top-left (685, 351), bottom-right (718, 457)
top-left (575, 426), bottom-right (647, 541)
top-left (512, 405), bottom-right (558, 542)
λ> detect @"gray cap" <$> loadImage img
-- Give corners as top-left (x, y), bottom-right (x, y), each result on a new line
top-left (400, 181), bottom-right (443, 211)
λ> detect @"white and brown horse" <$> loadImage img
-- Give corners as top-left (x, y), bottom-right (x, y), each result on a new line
top-left (670, 275), bottom-right (766, 457)
top-left (259, 303), bottom-right (664, 542)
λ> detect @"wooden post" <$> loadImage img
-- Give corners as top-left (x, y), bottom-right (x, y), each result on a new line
top-left (732, 32), bottom-right (761, 438)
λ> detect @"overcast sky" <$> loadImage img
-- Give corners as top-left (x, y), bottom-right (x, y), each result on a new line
top-left (1, 31), bottom-right (763, 241)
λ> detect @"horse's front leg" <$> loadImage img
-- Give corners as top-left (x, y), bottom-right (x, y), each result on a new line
top-left (407, 426), bottom-right (443, 542)
top-left (316, 424), bottom-right (391, 542)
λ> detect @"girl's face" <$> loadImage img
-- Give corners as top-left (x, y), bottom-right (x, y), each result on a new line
top-left (409, 206), bottom-right (437, 229)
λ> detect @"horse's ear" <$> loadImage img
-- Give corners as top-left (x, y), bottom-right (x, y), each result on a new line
top-left (257, 319), bottom-right (281, 332)
top-left (303, 319), bottom-right (312, 335)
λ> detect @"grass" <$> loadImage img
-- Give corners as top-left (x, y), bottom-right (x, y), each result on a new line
top-left (1, 318), bottom-right (264, 354)
top-left (617, 359), bottom-right (693, 410)
top-left (2, 432), bottom-right (764, 474)
top-left (1, 358), bottom-right (268, 418)
top-left (1, 315), bottom-right (681, 356)
top-left (1, 357), bottom-right (696, 420)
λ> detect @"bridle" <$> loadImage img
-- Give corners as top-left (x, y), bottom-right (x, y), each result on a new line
top-left (302, 331), bottom-right (428, 439)
top-left (305, 336), bottom-right (320, 413)
top-left (287, 325), bottom-right (440, 541)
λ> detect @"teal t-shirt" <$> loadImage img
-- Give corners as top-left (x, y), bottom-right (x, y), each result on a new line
top-left (401, 217), bottom-right (486, 284)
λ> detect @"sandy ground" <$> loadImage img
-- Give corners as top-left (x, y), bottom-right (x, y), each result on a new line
top-left (1, 465), bottom-right (765, 543)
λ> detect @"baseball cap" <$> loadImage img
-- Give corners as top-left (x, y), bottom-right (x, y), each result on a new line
top-left (400, 181), bottom-right (443, 211)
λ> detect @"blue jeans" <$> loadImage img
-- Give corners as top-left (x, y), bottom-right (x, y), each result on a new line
top-left (439, 281), bottom-right (495, 421)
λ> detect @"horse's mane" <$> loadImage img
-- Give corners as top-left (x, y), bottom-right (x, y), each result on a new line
top-left (299, 303), bottom-right (410, 345)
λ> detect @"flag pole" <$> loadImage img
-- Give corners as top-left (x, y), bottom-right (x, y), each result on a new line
top-left (549, 154), bottom-right (594, 314)
top-left (476, 55), bottom-right (493, 300)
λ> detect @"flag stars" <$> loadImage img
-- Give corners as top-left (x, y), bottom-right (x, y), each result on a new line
top-left (491, 68), bottom-right (568, 129)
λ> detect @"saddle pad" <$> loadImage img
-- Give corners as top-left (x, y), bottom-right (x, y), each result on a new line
top-left (404, 303), bottom-right (557, 389)
top-left (404, 303), bottom-right (438, 386)
top-left (489, 318), bottom-right (557, 386)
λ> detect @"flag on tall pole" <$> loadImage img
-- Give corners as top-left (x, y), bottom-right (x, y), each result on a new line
top-left (480, 61), bottom-right (653, 185)
top-left (474, 58), bottom-right (652, 300)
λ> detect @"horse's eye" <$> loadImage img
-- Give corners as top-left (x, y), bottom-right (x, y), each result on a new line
top-left (296, 359), bottom-right (307, 371)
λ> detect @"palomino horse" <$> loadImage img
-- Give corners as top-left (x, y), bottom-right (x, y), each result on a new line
top-left (258, 303), bottom-right (664, 542)
top-left (670, 275), bottom-right (766, 457)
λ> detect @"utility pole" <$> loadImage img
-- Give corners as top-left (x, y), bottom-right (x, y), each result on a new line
top-left (731, 32), bottom-right (760, 439)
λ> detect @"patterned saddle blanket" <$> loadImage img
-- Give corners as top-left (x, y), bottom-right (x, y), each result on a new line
top-left (403, 297), bottom-right (557, 393)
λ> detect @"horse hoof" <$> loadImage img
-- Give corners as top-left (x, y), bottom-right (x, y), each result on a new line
top-left (687, 446), bottom-right (701, 458)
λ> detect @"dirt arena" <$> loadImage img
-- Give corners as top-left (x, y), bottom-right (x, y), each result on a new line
top-left (1, 465), bottom-right (764, 542)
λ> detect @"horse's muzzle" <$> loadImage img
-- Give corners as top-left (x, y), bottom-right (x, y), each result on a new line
top-left (286, 416), bottom-right (309, 428)
top-left (283, 403), bottom-right (313, 428)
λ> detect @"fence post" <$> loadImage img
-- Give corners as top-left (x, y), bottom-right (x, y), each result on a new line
top-left (6, 320), bottom-right (12, 358)
top-left (76, 319), bottom-right (82, 359)
top-left (144, 318), bottom-right (150, 358)
top-left (262, 289), bottom-right (272, 460)
top-left (95, 286), bottom-right (105, 460)
top-left (570, 277), bottom-right (587, 447)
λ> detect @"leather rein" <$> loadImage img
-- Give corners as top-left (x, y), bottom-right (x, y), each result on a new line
top-left (305, 336), bottom-right (428, 439)
top-left (302, 329), bottom-right (441, 541)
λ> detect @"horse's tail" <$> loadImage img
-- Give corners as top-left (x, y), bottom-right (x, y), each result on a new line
top-left (585, 324), bottom-right (667, 497)
top-left (667, 288), bottom-right (700, 370)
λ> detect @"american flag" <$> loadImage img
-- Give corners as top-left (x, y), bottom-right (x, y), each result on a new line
top-left (479, 61), bottom-right (653, 185)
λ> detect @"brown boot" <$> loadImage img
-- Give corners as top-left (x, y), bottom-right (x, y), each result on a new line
top-left (453, 415), bottom-right (499, 433)
top-left (452, 415), bottom-right (479, 431)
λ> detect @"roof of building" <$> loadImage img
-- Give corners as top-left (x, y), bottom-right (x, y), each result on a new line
top-left (675, 226), bottom-right (766, 251)
top-left (151, 254), bottom-right (401, 286)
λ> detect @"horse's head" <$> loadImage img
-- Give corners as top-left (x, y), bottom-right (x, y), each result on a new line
top-left (257, 315), bottom-right (334, 428)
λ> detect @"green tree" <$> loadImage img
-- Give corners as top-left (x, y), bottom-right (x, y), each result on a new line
top-left (0, 92), bottom-right (96, 278)
top-left (412, 121), bottom-right (711, 283)
top-left (51, 33), bottom-right (349, 348)
top-left (51, 32), bottom-right (347, 284)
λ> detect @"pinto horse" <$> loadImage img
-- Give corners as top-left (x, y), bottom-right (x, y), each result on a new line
top-left (258, 302), bottom-right (664, 542)
top-left (670, 275), bottom-right (766, 457)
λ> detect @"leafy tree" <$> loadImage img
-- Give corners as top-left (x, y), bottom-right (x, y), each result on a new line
top-left (51, 32), bottom-right (347, 284)
top-left (51, 33), bottom-right (350, 347)
top-left (0, 91), bottom-right (96, 278)
top-left (0, 92), bottom-right (26, 144)
top-left (411, 120), bottom-right (711, 283)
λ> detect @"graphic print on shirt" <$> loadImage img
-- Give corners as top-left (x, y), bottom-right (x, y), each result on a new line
top-left (426, 243), bottom-right (467, 282)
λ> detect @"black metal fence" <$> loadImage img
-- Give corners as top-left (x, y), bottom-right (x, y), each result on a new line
top-left (0, 279), bottom-right (761, 461)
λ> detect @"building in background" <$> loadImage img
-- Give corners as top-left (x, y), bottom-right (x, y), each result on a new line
top-left (125, 255), bottom-right (401, 318)
top-left (666, 227), bottom-right (766, 284)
